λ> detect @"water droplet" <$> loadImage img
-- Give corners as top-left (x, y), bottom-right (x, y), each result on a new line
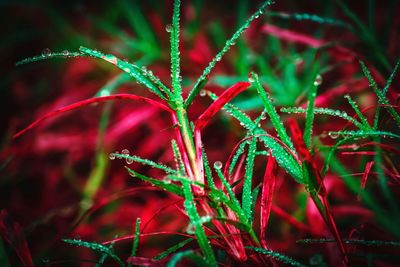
top-left (122, 149), bottom-right (129, 154)
top-left (62, 50), bottom-right (69, 56)
top-left (42, 48), bottom-right (51, 56)
top-left (214, 161), bottom-right (223, 169)
top-left (123, 67), bottom-right (131, 73)
top-left (328, 132), bottom-right (339, 139)
top-left (260, 112), bottom-right (267, 120)
top-left (314, 74), bottom-right (323, 86)
top-left (200, 90), bottom-right (207, 97)
top-left (126, 157), bottom-right (133, 164)
top-left (163, 176), bottom-right (171, 183)
top-left (352, 144), bottom-right (359, 150)
top-left (165, 24), bottom-right (172, 32)
top-left (109, 153), bottom-right (116, 160)
top-left (185, 223), bottom-right (195, 234)
top-left (248, 73), bottom-right (255, 83)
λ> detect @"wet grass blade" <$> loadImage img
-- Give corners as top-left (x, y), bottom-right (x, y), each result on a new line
top-left (113, 153), bottom-right (177, 174)
top-left (228, 140), bottom-right (248, 176)
top-left (16, 51), bottom-right (84, 66)
top-left (303, 72), bottom-right (319, 149)
top-left (360, 61), bottom-right (400, 127)
top-left (62, 239), bottom-right (124, 267)
top-left (181, 179), bottom-right (217, 266)
top-left (242, 136), bottom-right (257, 221)
top-left (170, 0), bottom-right (183, 99)
top-left (251, 72), bottom-right (295, 151)
top-left (79, 46), bottom-right (171, 100)
top-left (125, 167), bottom-right (183, 197)
top-left (154, 238), bottom-right (193, 260)
top-left (172, 140), bottom-right (186, 175)
top-left (130, 218), bottom-right (141, 258)
top-left (281, 107), bottom-right (367, 130)
top-left (245, 246), bottom-right (306, 267)
top-left (344, 94), bottom-right (371, 128)
top-left (185, 1), bottom-right (274, 108)
top-left (166, 250), bottom-right (209, 267)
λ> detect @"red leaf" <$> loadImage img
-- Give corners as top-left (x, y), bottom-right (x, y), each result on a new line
top-left (0, 210), bottom-right (33, 267)
top-left (13, 94), bottom-right (172, 139)
top-left (195, 82), bottom-right (251, 130)
top-left (260, 155), bottom-right (276, 249)
top-left (360, 161), bottom-right (374, 193)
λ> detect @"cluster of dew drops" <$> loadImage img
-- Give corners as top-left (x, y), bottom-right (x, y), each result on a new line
top-left (109, 149), bottom-right (133, 164)
top-left (42, 48), bottom-right (70, 57)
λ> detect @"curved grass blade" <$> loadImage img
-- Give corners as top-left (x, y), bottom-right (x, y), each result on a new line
top-left (79, 46), bottom-right (171, 100)
top-left (154, 238), bottom-right (193, 260)
top-left (251, 72), bottom-right (295, 151)
top-left (62, 239), bottom-right (124, 267)
top-left (166, 250), bottom-right (209, 267)
top-left (228, 139), bottom-right (248, 175)
top-left (201, 149), bottom-right (216, 190)
top-left (298, 238), bottom-right (400, 246)
top-left (113, 153), bottom-right (177, 174)
top-left (195, 82), bottom-right (251, 130)
top-left (181, 179), bottom-right (217, 266)
top-left (327, 130), bottom-right (400, 139)
top-left (185, 1), bottom-right (274, 108)
top-left (245, 246), bottom-right (306, 267)
top-left (281, 107), bottom-right (370, 130)
top-left (170, 0), bottom-right (183, 99)
top-left (13, 94), bottom-right (172, 139)
top-left (130, 218), bottom-right (141, 258)
top-left (15, 51), bottom-right (83, 66)
top-left (242, 136), bottom-right (257, 221)
top-left (268, 11), bottom-right (349, 27)
top-left (260, 155), bottom-right (276, 248)
top-left (125, 167), bottom-right (183, 197)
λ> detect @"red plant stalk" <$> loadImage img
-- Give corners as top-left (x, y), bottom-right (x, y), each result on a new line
top-left (287, 118), bottom-right (349, 265)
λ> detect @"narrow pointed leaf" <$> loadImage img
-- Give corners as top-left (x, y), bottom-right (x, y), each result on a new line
top-left (242, 137), bottom-right (257, 221)
top-left (170, 0), bottom-right (183, 99)
top-left (13, 94), bottom-right (171, 139)
top-left (245, 246), bottom-right (306, 267)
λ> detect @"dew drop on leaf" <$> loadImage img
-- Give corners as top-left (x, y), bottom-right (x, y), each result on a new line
top-left (109, 153), bottom-right (116, 160)
top-left (62, 50), bottom-right (69, 56)
top-left (200, 90), bottom-right (207, 97)
top-left (126, 157), bottom-right (133, 164)
top-left (328, 132), bottom-right (339, 139)
top-left (314, 74), bottom-right (323, 86)
top-left (214, 161), bottom-right (223, 169)
top-left (248, 73), bottom-right (255, 82)
top-left (165, 24), bottom-right (172, 32)
top-left (42, 48), bottom-right (51, 56)
top-left (122, 149), bottom-right (129, 154)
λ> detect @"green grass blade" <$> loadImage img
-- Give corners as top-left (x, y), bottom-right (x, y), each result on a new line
top-left (181, 179), bottom-right (217, 266)
top-left (131, 218), bottom-right (141, 257)
top-left (373, 59), bottom-right (400, 128)
top-left (245, 246), bottom-right (306, 267)
top-left (281, 107), bottom-right (369, 130)
top-left (268, 11), bottom-right (349, 27)
top-left (79, 46), bottom-right (170, 100)
top-left (327, 130), bottom-right (400, 139)
top-left (251, 72), bottom-right (295, 151)
top-left (201, 149), bottom-right (216, 190)
top-left (208, 92), bottom-right (303, 183)
top-left (344, 94), bottom-right (371, 128)
top-left (170, 0), bottom-right (182, 99)
top-left (16, 51), bottom-right (83, 66)
top-left (171, 140), bottom-right (186, 175)
top-left (113, 152), bottom-right (177, 174)
top-left (298, 238), bottom-right (400, 246)
top-left (166, 250), bottom-right (209, 267)
top-left (360, 61), bottom-right (400, 127)
top-left (185, 1), bottom-right (274, 108)
top-left (229, 140), bottom-right (248, 175)
top-left (303, 73), bottom-right (319, 149)
top-left (154, 238), bottom-right (193, 260)
top-left (62, 239), bottom-right (124, 267)
top-left (242, 136), bottom-right (257, 221)
top-left (125, 167), bottom-right (183, 197)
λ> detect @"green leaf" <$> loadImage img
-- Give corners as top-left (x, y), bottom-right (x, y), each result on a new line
top-left (166, 250), bottom-right (209, 267)
top-left (201, 149), bottom-right (217, 190)
top-left (344, 94), bottom-right (370, 128)
top-left (79, 46), bottom-right (171, 100)
top-left (170, 0), bottom-right (182, 99)
top-left (229, 140), bottom-right (248, 175)
top-left (171, 140), bottom-right (186, 175)
top-left (154, 238), bottom-right (193, 260)
top-left (113, 153), bottom-right (177, 174)
top-left (16, 51), bottom-right (84, 66)
top-left (281, 107), bottom-right (369, 130)
top-left (62, 239), bottom-right (124, 267)
top-left (131, 218), bottom-right (141, 257)
top-left (251, 72), bottom-right (295, 151)
top-left (246, 246), bottom-right (306, 267)
top-left (303, 73), bottom-right (319, 149)
top-left (181, 179), bottom-right (217, 266)
top-left (360, 61), bottom-right (400, 127)
top-left (125, 167), bottom-right (183, 197)
top-left (242, 136), bottom-right (257, 221)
